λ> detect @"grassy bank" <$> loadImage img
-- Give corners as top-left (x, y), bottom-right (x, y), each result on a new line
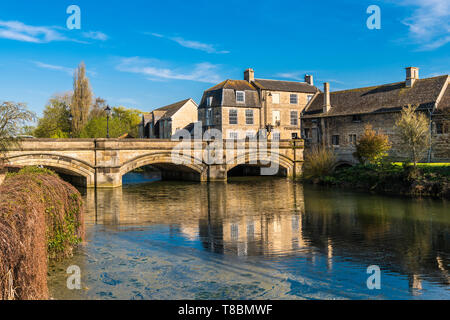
top-left (304, 163), bottom-right (450, 199)
top-left (0, 167), bottom-right (84, 300)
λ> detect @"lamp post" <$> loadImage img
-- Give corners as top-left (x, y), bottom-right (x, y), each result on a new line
top-left (105, 105), bottom-right (111, 138)
top-left (68, 113), bottom-right (73, 138)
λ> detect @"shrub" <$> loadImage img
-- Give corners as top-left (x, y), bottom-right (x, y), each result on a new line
top-left (395, 105), bottom-right (431, 167)
top-left (354, 124), bottom-right (391, 165)
top-left (0, 167), bottom-right (84, 300)
top-left (303, 146), bottom-right (336, 180)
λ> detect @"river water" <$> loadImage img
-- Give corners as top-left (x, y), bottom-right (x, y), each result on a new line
top-left (48, 175), bottom-right (450, 299)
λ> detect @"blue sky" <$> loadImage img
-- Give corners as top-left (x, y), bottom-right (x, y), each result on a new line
top-left (0, 0), bottom-right (449, 117)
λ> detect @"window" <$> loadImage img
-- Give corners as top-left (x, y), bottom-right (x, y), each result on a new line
top-left (332, 135), bottom-right (340, 146)
top-left (352, 115), bottom-right (362, 123)
top-left (236, 91), bottom-right (245, 103)
top-left (272, 110), bottom-right (281, 126)
top-left (272, 93), bottom-right (280, 104)
top-left (272, 132), bottom-right (280, 140)
top-left (206, 96), bottom-right (213, 107)
top-left (349, 134), bottom-right (357, 145)
top-left (228, 131), bottom-right (238, 139)
top-left (206, 108), bottom-right (212, 126)
top-left (290, 94), bottom-right (298, 104)
top-left (245, 109), bottom-right (254, 125)
top-left (290, 111), bottom-right (298, 126)
top-left (229, 109), bottom-right (238, 124)
top-left (307, 95), bottom-right (313, 103)
top-left (436, 122), bottom-right (443, 134)
top-left (245, 131), bottom-right (256, 139)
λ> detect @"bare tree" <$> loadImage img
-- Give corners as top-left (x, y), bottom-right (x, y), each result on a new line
top-left (71, 62), bottom-right (92, 136)
top-left (0, 102), bottom-right (36, 166)
top-left (395, 105), bottom-right (430, 167)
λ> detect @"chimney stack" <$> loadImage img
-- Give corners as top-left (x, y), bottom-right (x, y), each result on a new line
top-left (305, 74), bottom-right (314, 86)
top-left (406, 67), bottom-right (419, 87)
top-left (323, 82), bottom-right (331, 113)
top-left (244, 68), bottom-right (255, 82)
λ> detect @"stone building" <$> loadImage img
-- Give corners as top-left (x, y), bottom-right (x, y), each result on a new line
top-left (140, 98), bottom-right (198, 139)
top-left (198, 68), bottom-right (319, 140)
top-left (301, 67), bottom-right (450, 163)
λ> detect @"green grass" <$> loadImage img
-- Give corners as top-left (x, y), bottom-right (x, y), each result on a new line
top-left (392, 162), bottom-right (450, 167)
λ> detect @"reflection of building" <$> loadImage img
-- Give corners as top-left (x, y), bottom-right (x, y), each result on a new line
top-left (140, 98), bottom-right (198, 139)
top-left (198, 68), bottom-right (319, 140)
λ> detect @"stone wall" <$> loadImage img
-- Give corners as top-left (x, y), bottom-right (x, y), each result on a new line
top-left (302, 111), bottom-right (450, 163)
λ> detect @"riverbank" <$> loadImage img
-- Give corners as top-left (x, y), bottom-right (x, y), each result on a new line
top-left (0, 167), bottom-right (84, 300)
top-left (304, 163), bottom-right (450, 199)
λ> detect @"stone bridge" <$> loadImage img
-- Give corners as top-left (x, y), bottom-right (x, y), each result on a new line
top-left (4, 138), bottom-right (304, 188)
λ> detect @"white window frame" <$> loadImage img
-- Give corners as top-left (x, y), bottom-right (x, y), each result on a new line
top-left (272, 93), bottom-right (280, 104)
top-left (290, 110), bottom-right (298, 126)
top-left (229, 109), bottom-right (238, 125)
top-left (228, 131), bottom-right (238, 140)
top-left (206, 96), bottom-right (213, 107)
top-left (236, 91), bottom-right (245, 103)
top-left (290, 94), bottom-right (298, 104)
top-left (245, 109), bottom-right (254, 125)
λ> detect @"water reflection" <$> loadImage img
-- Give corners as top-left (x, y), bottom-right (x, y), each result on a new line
top-left (50, 178), bottom-right (449, 299)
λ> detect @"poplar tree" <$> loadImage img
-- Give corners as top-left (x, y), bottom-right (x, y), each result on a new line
top-left (71, 62), bottom-right (92, 136)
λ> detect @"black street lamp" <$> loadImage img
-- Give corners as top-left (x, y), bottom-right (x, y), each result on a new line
top-left (105, 105), bottom-right (111, 138)
top-left (68, 113), bottom-right (73, 138)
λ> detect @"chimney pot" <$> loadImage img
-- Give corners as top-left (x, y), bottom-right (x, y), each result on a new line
top-left (406, 67), bottom-right (419, 87)
top-left (323, 82), bottom-right (331, 113)
top-left (244, 68), bottom-right (255, 82)
top-left (305, 74), bottom-right (314, 86)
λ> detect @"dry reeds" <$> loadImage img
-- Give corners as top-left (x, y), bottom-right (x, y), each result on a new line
top-left (0, 167), bottom-right (84, 300)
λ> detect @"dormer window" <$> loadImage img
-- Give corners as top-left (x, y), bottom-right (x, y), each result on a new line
top-left (236, 91), bottom-right (245, 103)
top-left (207, 96), bottom-right (213, 107)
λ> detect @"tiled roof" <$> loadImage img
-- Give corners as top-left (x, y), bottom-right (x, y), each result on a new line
top-left (153, 98), bottom-right (196, 119)
top-left (205, 79), bottom-right (257, 92)
top-left (253, 79), bottom-right (319, 93)
top-left (303, 75), bottom-right (449, 118)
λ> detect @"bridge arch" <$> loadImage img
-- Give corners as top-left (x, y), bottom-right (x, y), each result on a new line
top-left (119, 152), bottom-right (207, 181)
top-left (226, 151), bottom-right (295, 177)
top-left (5, 153), bottom-right (96, 187)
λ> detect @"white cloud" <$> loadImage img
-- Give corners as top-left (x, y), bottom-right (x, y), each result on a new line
top-left (396, 0), bottom-right (450, 50)
top-left (82, 31), bottom-right (108, 41)
top-left (32, 61), bottom-right (97, 77)
top-left (0, 20), bottom-right (67, 43)
top-left (0, 20), bottom-right (108, 44)
top-left (33, 61), bottom-right (74, 75)
top-left (275, 72), bottom-right (307, 81)
top-left (116, 57), bottom-right (222, 83)
top-left (147, 33), bottom-right (229, 54)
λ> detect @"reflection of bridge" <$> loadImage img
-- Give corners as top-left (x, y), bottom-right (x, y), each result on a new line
top-left (4, 138), bottom-right (304, 188)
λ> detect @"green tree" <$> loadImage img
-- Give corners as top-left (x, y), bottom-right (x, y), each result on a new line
top-left (34, 94), bottom-right (72, 138)
top-left (71, 62), bottom-right (92, 136)
top-left (354, 124), bottom-right (391, 165)
top-left (79, 106), bottom-right (142, 138)
top-left (89, 97), bottom-right (107, 120)
top-left (395, 105), bottom-right (431, 167)
top-left (0, 102), bottom-right (35, 165)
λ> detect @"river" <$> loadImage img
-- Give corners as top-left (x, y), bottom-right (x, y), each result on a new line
top-left (48, 175), bottom-right (450, 299)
